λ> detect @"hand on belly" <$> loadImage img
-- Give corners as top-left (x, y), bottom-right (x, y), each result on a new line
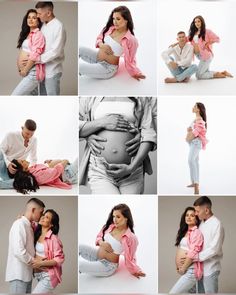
top-left (97, 48), bottom-right (119, 65)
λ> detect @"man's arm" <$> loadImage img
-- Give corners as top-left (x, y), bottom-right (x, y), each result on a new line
top-left (29, 138), bottom-right (37, 165)
top-left (40, 24), bottom-right (66, 64)
top-left (161, 47), bottom-right (175, 64)
top-left (176, 46), bottom-right (194, 68)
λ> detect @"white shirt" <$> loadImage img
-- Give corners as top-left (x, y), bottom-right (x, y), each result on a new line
top-left (199, 215), bottom-right (225, 276)
top-left (40, 17), bottom-right (66, 78)
top-left (162, 43), bottom-right (194, 68)
top-left (5, 216), bottom-right (35, 282)
top-left (0, 131), bottom-right (37, 167)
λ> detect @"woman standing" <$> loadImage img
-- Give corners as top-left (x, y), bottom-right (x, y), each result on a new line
top-left (32, 210), bottom-right (64, 293)
top-left (11, 9), bottom-right (45, 95)
top-left (79, 203), bottom-right (145, 278)
top-left (170, 207), bottom-right (203, 293)
top-left (79, 6), bottom-right (145, 80)
top-left (186, 103), bottom-right (207, 195)
top-left (188, 15), bottom-right (232, 80)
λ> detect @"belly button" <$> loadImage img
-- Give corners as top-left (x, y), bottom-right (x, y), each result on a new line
top-left (112, 149), bottom-right (118, 153)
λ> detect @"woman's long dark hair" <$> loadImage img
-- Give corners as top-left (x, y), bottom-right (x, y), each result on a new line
top-left (11, 159), bottom-right (39, 194)
top-left (102, 203), bottom-right (134, 240)
top-left (34, 209), bottom-right (60, 246)
top-left (17, 9), bottom-right (42, 49)
top-left (196, 102), bottom-right (207, 129)
top-left (189, 15), bottom-right (206, 42)
top-left (175, 207), bottom-right (200, 246)
top-left (102, 6), bottom-right (134, 42)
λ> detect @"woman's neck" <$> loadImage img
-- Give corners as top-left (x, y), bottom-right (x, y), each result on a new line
top-left (115, 27), bottom-right (128, 34)
top-left (30, 27), bottom-right (37, 32)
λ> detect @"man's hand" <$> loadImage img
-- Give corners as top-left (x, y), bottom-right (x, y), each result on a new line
top-left (8, 162), bottom-right (17, 175)
top-left (31, 256), bottom-right (46, 269)
top-left (169, 61), bottom-right (178, 70)
top-left (87, 134), bottom-right (107, 155)
top-left (125, 130), bottom-right (141, 157)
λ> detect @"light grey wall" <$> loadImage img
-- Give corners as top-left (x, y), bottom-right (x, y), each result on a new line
top-left (158, 196), bottom-right (236, 293)
top-left (0, 1), bottom-right (78, 95)
top-left (0, 196), bottom-right (78, 293)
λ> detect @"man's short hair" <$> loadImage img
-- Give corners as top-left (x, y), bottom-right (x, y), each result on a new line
top-left (27, 198), bottom-right (45, 208)
top-left (194, 196), bottom-right (212, 209)
top-left (35, 2), bottom-right (54, 10)
top-left (24, 119), bottom-right (37, 131)
top-left (177, 31), bottom-right (186, 36)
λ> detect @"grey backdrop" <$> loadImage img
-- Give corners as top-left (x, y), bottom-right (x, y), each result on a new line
top-left (159, 196), bottom-right (236, 293)
top-left (0, 1), bottom-right (78, 95)
top-left (0, 196), bottom-right (78, 293)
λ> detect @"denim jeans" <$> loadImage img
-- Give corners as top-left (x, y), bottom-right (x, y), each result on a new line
top-left (79, 244), bottom-right (118, 277)
top-left (196, 54), bottom-right (214, 79)
top-left (11, 68), bottom-right (39, 96)
top-left (88, 154), bottom-right (144, 194)
top-left (62, 158), bottom-right (78, 184)
top-left (188, 137), bottom-right (202, 184)
top-left (197, 270), bottom-right (220, 293)
top-left (169, 267), bottom-right (197, 294)
top-left (9, 279), bottom-right (32, 294)
top-left (79, 46), bottom-right (118, 79)
top-left (32, 272), bottom-right (53, 293)
top-left (39, 72), bottom-right (62, 95)
top-left (167, 57), bottom-right (198, 81)
top-left (0, 150), bottom-right (14, 189)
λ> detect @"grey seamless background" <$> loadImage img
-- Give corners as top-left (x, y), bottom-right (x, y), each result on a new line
top-left (159, 196), bottom-right (236, 293)
top-left (0, 196), bottom-right (78, 293)
top-left (0, 1), bottom-right (78, 95)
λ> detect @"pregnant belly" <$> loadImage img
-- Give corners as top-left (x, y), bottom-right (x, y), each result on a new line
top-left (97, 49), bottom-right (119, 65)
top-left (97, 130), bottom-right (134, 164)
top-left (17, 50), bottom-right (30, 70)
top-left (176, 247), bottom-right (188, 270)
top-left (97, 247), bottom-right (119, 263)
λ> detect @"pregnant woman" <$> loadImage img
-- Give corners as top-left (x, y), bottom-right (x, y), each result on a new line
top-left (79, 6), bottom-right (145, 80)
top-left (79, 203), bottom-right (145, 278)
top-left (170, 207), bottom-right (203, 294)
top-left (186, 102), bottom-right (207, 195)
top-left (79, 97), bottom-right (157, 194)
top-left (11, 9), bottom-right (45, 95)
top-left (32, 209), bottom-right (64, 293)
top-left (188, 15), bottom-right (233, 80)
top-left (9, 158), bottom-right (78, 194)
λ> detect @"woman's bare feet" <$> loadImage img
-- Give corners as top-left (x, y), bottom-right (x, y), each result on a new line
top-left (164, 77), bottom-right (178, 83)
top-left (221, 70), bottom-right (233, 78)
top-left (213, 72), bottom-right (226, 78)
top-left (187, 183), bottom-right (194, 188)
top-left (194, 183), bottom-right (199, 195)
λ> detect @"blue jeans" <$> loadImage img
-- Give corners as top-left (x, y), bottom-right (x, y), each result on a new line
top-left (0, 151), bottom-right (14, 189)
top-left (11, 68), bottom-right (39, 96)
top-left (79, 244), bottom-right (118, 277)
top-left (188, 137), bottom-right (202, 184)
top-left (9, 280), bottom-right (32, 294)
top-left (170, 267), bottom-right (197, 294)
top-left (167, 57), bottom-right (197, 81)
top-left (197, 270), bottom-right (220, 293)
top-left (88, 154), bottom-right (144, 194)
top-left (79, 46), bottom-right (118, 79)
top-left (39, 72), bottom-right (62, 95)
top-left (62, 158), bottom-right (78, 184)
top-left (32, 272), bottom-right (53, 293)
top-left (196, 54), bottom-right (214, 79)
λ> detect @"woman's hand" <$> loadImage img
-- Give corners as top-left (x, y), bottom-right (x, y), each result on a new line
top-left (101, 114), bottom-right (131, 132)
top-left (20, 69), bottom-right (28, 77)
top-left (31, 256), bottom-right (46, 269)
top-left (99, 241), bottom-right (114, 253)
top-left (99, 44), bottom-right (114, 55)
top-left (132, 271), bottom-right (146, 279)
top-left (193, 43), bottom-right (200, 54)
top-left (87, 134), bottom-right (107, 155)
top-left (178, 265), bottom-right (187, 275)
top-left (105, 163), bottom-right (132, 180)
top-left (125, 130), bottom-right (141, 157)
top-left (132, 73), bottom-right (146, 81)
top-left (187, 127), bottom-right (192, 132)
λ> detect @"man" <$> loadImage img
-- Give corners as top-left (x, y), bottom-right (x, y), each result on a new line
top-left (5, 198), bottom-right (45, 293)
top-left (35, 1), bottom-right (66, 95)
top-left (161, 31), bottom-right (197, 83)
top-left (194, 196), bottom-right (225, 293)
top-left (0, 119), bottom-right (37, 189)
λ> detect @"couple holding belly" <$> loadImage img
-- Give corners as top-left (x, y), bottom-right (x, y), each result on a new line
top-left (79, 97), bottom-right (157, 194)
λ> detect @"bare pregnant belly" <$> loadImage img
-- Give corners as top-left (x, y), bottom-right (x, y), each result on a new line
top-left (176, 247), bottom-right (188, 270)
top-left (97, 130), bottom-right (134, 164)
top-left (97, 247), bottom-right (119, 263)
top-left (17, 50), bottom-right (30, 70)
top-left (97, 49), bottom-right (119, 65)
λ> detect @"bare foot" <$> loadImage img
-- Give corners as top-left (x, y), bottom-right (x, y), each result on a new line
top-left (221, 71), bottom-right (233, 78)
top-left (182, 77), bottom-right (190, 83)
top-left (194, 184), bottom-right (199, 195)
top-left (213, 72), bottom-right (226, 78)
top-left (164, 77), bottom-right (178, 83)
top-left (187, 183), bottom-right (194, 188)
